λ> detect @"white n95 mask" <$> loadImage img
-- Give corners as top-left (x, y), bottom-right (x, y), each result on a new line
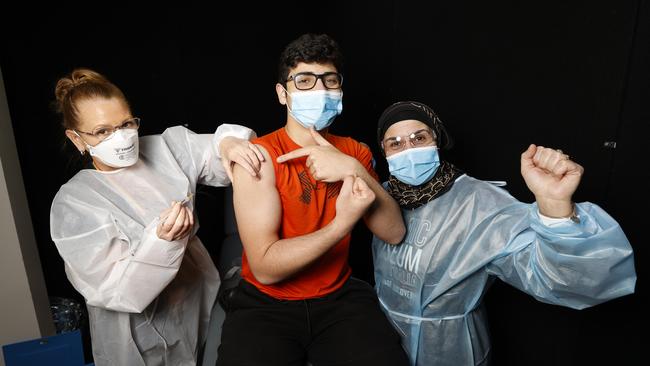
top-left (84, 129), bottom-right (139, 168)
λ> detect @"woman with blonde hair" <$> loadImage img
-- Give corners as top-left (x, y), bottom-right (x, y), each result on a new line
top-left (50, 68), bottom-right (263, 365)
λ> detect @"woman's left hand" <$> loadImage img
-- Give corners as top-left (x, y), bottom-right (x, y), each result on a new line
top-left (219, 136), bottom-right (265, 181)
top-left (521, 144), bottom-right (584, 216)
top-left (157, 201), bottom-right (195, 241)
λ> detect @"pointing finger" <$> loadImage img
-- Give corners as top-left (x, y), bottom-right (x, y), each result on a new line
top-left (277, 147), bottom-right (312, 163)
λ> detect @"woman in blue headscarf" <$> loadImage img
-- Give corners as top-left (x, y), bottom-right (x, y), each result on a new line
top-left (371, 101), bottom-right (636, 366)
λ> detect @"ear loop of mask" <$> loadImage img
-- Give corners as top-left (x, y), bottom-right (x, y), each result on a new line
top-left (281, 86), bottom-right (293, 114)
top-left (73, 130), bottom-right (92, 155)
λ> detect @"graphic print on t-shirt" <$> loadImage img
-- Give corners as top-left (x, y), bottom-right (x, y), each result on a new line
top-left (298, 169), bottom-right (341, 204)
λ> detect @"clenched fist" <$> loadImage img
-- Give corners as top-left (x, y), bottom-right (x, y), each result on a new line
top-left (335, 175), bottom-right (376, 223)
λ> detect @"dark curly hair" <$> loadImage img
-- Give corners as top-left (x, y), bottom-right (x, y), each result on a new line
top-left (278, 33), bottom-right (344, 84)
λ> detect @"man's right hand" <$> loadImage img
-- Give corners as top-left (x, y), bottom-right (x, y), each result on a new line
top-left (335, 175), bottom-right (376, 223)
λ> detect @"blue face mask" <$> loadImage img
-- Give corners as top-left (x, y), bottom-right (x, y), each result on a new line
top-left (288, 89), bottom-right (343, 130)
top-left (386, 146), bottom-right (440, 186)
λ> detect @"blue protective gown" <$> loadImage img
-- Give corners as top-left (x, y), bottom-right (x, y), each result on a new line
top-left (372, 174), bottom-right (636, 366)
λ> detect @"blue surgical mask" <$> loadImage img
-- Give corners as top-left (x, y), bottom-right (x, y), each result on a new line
top-left (386, 146), bottom-right (440, 186)
top-left (287, 89), bottom-right (343, 130)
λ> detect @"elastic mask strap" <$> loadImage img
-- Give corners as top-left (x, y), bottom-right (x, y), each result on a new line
top-left (73, 130), bottom-right (94, 153)
top-left (282, 86), bottom-right (296, 115)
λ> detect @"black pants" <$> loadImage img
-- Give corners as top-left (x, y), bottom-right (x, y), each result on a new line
top-left (216, 277), bottom-right (409, 366)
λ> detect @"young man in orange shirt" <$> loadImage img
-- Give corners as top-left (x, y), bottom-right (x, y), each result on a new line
top-left (217, 33), bottom-right (409, 366)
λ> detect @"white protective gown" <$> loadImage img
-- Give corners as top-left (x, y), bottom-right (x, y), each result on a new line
top-left (372, 174), bottom-right (636, 366)
top-left (50, 124), bottom-right (255, 366)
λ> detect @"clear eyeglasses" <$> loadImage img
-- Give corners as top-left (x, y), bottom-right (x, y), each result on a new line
top-left (382, 129), bottom-right (436, 153)
top-left (75, 117), bottom-right (141, 142)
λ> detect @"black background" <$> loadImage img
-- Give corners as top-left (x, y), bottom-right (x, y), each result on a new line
top-left (1, 1), bottom-right (646, 365)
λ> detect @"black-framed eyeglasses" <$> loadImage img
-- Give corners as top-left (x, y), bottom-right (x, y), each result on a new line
top-left (286, 72), bottom-right (343, 90)
top-left (75, 117), bottom-right (141, 142)
top-left (382, 129), bottom-right (436, 153)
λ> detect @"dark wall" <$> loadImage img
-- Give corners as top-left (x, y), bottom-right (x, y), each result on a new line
top-left (1, 1), bottom-right (645, 365)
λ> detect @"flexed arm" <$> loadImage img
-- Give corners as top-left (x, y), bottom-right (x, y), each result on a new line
top-left (232, 146), bottom-right (375, 285)
top-left (481, 145), bottom-right (635, 308)
top-left (277, 128), bottom-right (405, 244)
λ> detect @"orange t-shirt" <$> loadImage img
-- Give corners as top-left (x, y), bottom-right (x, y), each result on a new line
top-left (241, 127), bottom-right (378, 300)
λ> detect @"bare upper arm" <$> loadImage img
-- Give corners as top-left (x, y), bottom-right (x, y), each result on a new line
top-left (231, 145), bottom-right (282, 268)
